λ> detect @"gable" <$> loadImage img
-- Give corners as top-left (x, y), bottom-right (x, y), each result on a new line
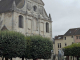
top-left (1, 25), bottom-right (8, 31)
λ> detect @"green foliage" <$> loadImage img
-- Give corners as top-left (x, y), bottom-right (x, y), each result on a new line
top-left (0, 31), bottom-right (26, 58)
top-left (0, 31), bottom-right (53, 59)
top-left (25, 36), bottom-right (32, 58)
top-left (63, 43), bottom-right (80, 56)
top-left (25, 35), bottom-right (53, 59)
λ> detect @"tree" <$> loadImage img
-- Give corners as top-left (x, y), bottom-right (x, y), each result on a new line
top-left (25, 35), bottom-right (53, 60)
top-left (0, 31), bottom-right (26, 60)
top-left (63, 43), bottom-right (80, 60)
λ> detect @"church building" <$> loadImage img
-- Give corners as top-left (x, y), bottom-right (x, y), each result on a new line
top-left (0, 0), bottom-right (52, 39)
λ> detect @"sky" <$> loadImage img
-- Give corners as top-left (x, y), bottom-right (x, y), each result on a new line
top-left (43, 0), bottom-right (80, 38)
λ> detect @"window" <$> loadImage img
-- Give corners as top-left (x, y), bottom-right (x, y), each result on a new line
top-left (76, 36), bottom-right (78, 39)
top-left (46, 22), bottom-right (49, 33)
top-left (19, 15), bottom-right (23, 28)
top-left (65, 43), bottom-right (67, 46)
top-left (79, 36), bottom-right (80, 39)
top-left (58, 43), bottom-right (59, 48)
top-left (72, 42), bottom-right (74, 44)
top-left (70, 31), bottom-right (71, 33)
top-left (58, 43), bottom-right (61, 48)
top-left (33, 6), bottom-right (37, 11)
top-left (0, 17), bottom-right (1, 21)
top-left (71, 36), bottom-right (73, 38)
top-left (60, 43), bottom-right (61, 48)
top-left (65, 37), bottom-right (66, 40)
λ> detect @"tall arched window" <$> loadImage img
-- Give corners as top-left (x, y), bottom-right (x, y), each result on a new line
top-left (46, 22), bottom-right (49, 33)
top-left (19, 15), bottom-right (23, 28)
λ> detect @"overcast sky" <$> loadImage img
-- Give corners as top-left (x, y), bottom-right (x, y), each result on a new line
top-left (43, 0), bottom-right (80, 38)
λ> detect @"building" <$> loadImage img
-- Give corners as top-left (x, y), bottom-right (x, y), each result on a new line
top-left (0, 0), bottom-right (52, 60)
top-left (54, 35), bottom-right (64, 55)
top-left (54, 28), bottom-right (80, 60)
top-left (0, 0), bottom-right (52, 39)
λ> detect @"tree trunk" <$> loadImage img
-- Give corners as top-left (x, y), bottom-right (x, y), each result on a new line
top-left (77, 57), bottom-right (79, 60)
top-left (68, 56), bottom-right (69, 60)
top-left (2, 56), bottom-right (4, 60)
top-left (33, 59), bottom-right (37, 60)
top-left (5, 57), bottom-right (8, 60)
top-left (10, 57), bottom-right (12, 60)
top-left (73, 56), bottom-right (74, 60)
top-left (22, 57), bottom-right (24, 60)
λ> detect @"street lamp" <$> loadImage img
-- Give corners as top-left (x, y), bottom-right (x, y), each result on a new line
top-left (51, 50), bottom-right (54, 60)
top-left (51, 38), bottom-right (55, 60)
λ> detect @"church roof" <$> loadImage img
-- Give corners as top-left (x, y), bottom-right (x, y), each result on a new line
top-left (0, 0), bottom-right (44, 13)
top-left (0, 0), bottom-right (22, 13)
top-left (0, 0), bottom-right (51, 21)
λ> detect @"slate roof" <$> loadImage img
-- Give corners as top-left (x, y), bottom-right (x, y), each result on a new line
top-left (64, 28), bottom-right (80, 36)
top-left (54, 35), bottom-right (63, 40)
top-left (0, 0), bottom-right (44, 13)
top-left (0, 0), bottom-right (22, 13)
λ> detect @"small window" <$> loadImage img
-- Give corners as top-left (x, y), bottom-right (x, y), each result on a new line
top-left (70, 31), bottom-right (71, 33)
top-left (76, 36), bottom-right (78, 39)
top-left (79, 36), bottom-right (80, 39)
top-left (19, 15), bottom-right (23, 28)
top-left (65, 43), bottom-right (67, 46)
top-left (72, 42), bottom-right (74, 44)
top-left (60, 43), bottom-right (61, 48)
top-left (33, 6), bottom-right (37, 11)
top-left (71, 36), bottom-right (73, 38)
top-left (46, 22), bottom-right (49, 33)
top-left (65, 37), bottom-right (66, 40)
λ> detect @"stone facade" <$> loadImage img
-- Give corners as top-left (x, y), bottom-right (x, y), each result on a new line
top-left (0, 0), bottom-right (52, 39)
top-left (0, 0), bottom-right (52, 60)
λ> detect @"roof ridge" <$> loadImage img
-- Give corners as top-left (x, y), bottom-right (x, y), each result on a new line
top-left (69, 27), bottom-right (80, 30)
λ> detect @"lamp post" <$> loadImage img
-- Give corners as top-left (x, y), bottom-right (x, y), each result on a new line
top-left (51, 50), bottom-right (54, 60)
top-left (51, 38), bottom-right (55, 60)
